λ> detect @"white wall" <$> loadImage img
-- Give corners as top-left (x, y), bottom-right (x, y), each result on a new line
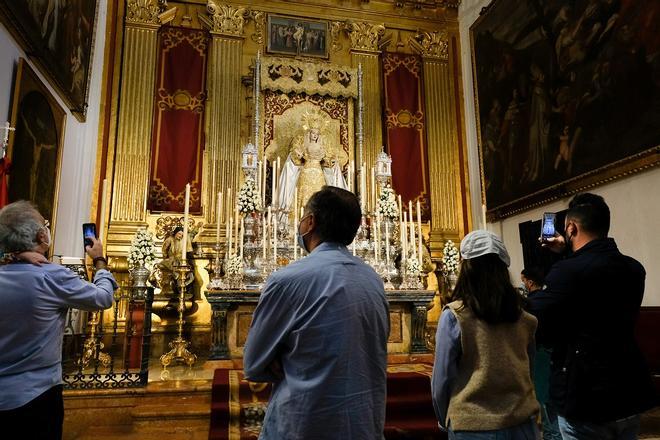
top-left (459, 0), bottom-right (660, 306)
top-left (0, 0), bottom-right (107, 258)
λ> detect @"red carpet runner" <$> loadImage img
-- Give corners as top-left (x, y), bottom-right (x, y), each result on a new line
top-left (209, 364), bottom-right (446, 440)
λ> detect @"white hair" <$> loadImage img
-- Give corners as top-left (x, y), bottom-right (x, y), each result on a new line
top-left (0, 200), bottom-right (43, 253)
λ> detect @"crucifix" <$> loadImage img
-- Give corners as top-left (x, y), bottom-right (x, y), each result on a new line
top-left (1, 122), bottom-right (15, 158)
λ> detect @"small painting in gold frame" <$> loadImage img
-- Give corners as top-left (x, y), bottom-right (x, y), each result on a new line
top-left (267, 14), bottom-right (328, 59)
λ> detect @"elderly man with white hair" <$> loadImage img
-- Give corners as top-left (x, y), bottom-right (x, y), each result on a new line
top-left (0, 200), bottom-right (117, 439)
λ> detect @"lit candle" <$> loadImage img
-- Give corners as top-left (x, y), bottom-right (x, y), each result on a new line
top-left (216, 191), bottom-right (223, 244)
top-left (482, 203), bottom-right (488, 228)
top-left (181, 183), bottom-right (190, 260)
top-left (98, 178), bottom-right (108, 244)
top-left (417, 200), bottom-right (423, 265)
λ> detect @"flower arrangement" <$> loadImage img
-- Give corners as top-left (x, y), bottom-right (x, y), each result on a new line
top-left (441, 240), bottom-right (460, 276)
top-left (405, 257), bottom-right (421, 275)
top-left (225, 255), bottom-right (244, 276)
top-left (127, 228), bottom-right (156, 269)
top-left (237, 176), bottom-right (261, 215)
top-left (377, 185), bottom-right (398, 219)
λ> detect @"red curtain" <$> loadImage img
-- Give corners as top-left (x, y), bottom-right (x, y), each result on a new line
top-left (0, 158), bottom-right (10, 208)
top-left (382, 53), bottom-right (430, 220)
top-left (147, 27), bottom-right (208, 214)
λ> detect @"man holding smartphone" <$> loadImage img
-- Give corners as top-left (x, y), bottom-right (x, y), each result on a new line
top-left (528, 193), bottom-right (655, 440)
top-left (0, 200), bottom-right (117, 439)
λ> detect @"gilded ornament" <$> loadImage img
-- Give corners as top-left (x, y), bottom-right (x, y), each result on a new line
top-left (411, 31), bottom-right (449, 61)
top-left (204, 0), bottom-right (249, 36)
top-left (126, 0), bottom-right (165, 25)
top-left (251, 11), bottom-right (266, 45)
top-left (347, 21), bottom-right (386, 52)
top-left (330, 21), bottom-right (346, 53)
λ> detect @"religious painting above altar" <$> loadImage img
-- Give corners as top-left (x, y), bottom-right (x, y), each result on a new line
top-left (267, 14), bottom-right (328, 59)
top-left (472, 0), bottom-right (660, 219)
top-left (0, 0), bottom-right (98, 121)
top-left (7, 58), bottom-right (65, 240)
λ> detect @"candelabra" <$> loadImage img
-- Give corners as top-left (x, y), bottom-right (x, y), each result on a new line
top-left (160, 261), bottom-right (196, 368)
top-left (78, 310), bottom-right (111, 369)
top-left (206, 243), bottom-right (226, 290)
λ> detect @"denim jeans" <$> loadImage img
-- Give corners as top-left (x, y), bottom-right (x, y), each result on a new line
top-left (448, 417), bottom-right (540, 440)
top-left (557, 414), bottom-right (640, 440)
top-left (541, 404), bottom-right (562, 440)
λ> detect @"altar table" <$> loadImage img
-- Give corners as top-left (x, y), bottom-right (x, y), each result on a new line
top-left (205, 289), bottom-right (436, 360)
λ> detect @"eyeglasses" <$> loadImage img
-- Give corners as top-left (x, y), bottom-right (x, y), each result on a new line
top-left (43, 220), bottom-right (50, 229)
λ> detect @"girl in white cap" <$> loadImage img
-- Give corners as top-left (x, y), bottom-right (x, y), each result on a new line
top-left (431, 230), bottom-right (540, 439)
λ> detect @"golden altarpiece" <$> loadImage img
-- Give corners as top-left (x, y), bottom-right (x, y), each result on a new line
top-left (95, 0), bottom-right (471, 357)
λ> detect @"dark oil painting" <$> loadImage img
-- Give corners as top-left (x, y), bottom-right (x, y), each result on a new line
top-left (8, 59), bottom-right (65, 233)
top-left (472, 0), bottom-right (660, 217)
top-left (267, 15), bottom-right (328, 59)
top-left (0, 0), bottom-right (98, 121)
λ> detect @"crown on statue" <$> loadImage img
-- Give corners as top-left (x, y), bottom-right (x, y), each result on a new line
top-left (301, 110), bottom-right (331, 132)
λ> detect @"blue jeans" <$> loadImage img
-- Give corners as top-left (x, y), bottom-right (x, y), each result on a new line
top-left (448, 417), bottom-right (540, 439)
top-left (541, 404), bottom-right (562, 440)
top-left (557, 414), bottom-right (640, 440)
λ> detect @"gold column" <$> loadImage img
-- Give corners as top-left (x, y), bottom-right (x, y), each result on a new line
top-left (199, 1), bottom-right (248, 239)
top-left (108, 1), bottom-right (175, 252)
top-left (347, 22), bottom-right (385, 207)
top-left (412, 31), bottom-right (463, 255)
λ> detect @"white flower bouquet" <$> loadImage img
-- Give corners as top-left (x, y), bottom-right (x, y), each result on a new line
top-left (377, 185), bottom-right (398, 219)
top-left (441, 240), bottom-right (460, 276)
top-left (237, 177), bottom-right (261, 215)
top-left (405, 257), bottom-right (421, 275)
top-left (127, 228), bottom-right (156, 269)
top-left (225, 255), bottom-right (244, 276)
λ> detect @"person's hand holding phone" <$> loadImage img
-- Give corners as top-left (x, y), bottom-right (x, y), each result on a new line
top-left (85, 236), bottom-right (104, 260)
top-left (540, 232), bottom-right (566, 254)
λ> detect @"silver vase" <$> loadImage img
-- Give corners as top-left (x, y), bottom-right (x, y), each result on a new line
top-left (130, 265), bottom-right (151, 299)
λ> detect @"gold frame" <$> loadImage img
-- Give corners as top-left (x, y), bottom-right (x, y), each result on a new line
top-left (470, 0), bottom-right (660, 221)
top-left (7, 58), bottom-right (66, 256)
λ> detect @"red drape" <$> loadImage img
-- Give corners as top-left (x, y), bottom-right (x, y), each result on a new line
top-left (382, 53), bottom-right (431, 220)
top-left (0, 158), bottom-right (10, 208)
top-left (147, 27), bottom-right (208, 214)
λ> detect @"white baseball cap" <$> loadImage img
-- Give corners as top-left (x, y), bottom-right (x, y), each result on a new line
top-left (460, 230), bottom-right (511, 267)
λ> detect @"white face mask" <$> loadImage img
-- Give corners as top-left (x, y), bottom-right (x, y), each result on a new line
top-left (41, 222), bottom-right (51, 248)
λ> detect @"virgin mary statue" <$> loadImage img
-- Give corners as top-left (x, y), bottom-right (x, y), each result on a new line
top-left (276, 118), bottom-right (347, 213)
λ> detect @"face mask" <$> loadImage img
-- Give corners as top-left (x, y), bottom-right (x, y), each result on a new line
top-left (297, 215), bottom-right (311, 253)
top-left (520, 283), bottom-right (529, 295)
top-left (42, 225), bottom-right (52, 248)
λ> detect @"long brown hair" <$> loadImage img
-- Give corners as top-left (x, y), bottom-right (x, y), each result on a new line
top-left (451, 254), bottom-right (523, 324)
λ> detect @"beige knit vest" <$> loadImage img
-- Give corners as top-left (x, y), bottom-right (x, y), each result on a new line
top-left (446, 301), bottom-right (539, 431)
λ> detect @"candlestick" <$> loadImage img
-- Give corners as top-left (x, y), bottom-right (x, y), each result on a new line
top-left (181, 184), bottom-right (191, 260)
top-left (402, 212), bottom-right (408, 259)
top-left (216, 191), bottom-right (223, 243)
top-left (98, 178), bottom-right (108, 244)
top-left (417, 201), bottom-right (423, 265)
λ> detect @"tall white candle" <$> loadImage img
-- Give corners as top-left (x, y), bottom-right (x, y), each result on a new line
top-left (409, 211), bottom-right (416, 259)
top-left (216, 191), bottom-right (223, 243)
top-left (271, 161), bottom-right (277, 208)
top-left (371, 167), bottom-right (376, 213)
top-left (181, 183), bottom-right (190, 260)
top-left (402, 212), bottom-right (408, 259)
top-left (293, 191), bottom-right (298, 259)
top-left (273, 212), bottom-right (278, 264)
top-left (240, 217), bottom-right (245, 260)
top-left (228, 215), bottom-right (233, 256)
top-left (417, 201), bottom-right (423, 265)
top-left (262, 159), bottom-right (267, 206)
top-left (360, 163), bottom-right (366, 210)
top-left (234, 206), bottom-right (240, 255)
top-left (482, 203), bottom-right (488, 228)
top-left (385, 218), bottom-right (390, 265)
top-left (226, 187), bottom-right (232, 225)
top-left (264, 207), bottom-right (271, 259)
top-left (98, 178), bottom-right (108, 244)
top-left (397, 195), bottom-right (403, 224)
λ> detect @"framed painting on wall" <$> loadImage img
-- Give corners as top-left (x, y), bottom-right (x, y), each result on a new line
top-left (471, 0), bottom-right (660, 220)
top-left (7, 58), bottom-right (66, 240)
top-left (0, 0), bottom-right (99, 121)
top-left (267, 14), bottom-right (328, 59)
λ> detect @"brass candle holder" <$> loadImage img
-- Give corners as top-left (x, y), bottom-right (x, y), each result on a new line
top-left (79, 310), bottom-right (112, 369)
top-left (160, 261), bottom-right (197, 368)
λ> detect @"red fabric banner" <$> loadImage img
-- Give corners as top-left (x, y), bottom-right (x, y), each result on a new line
top-left (0, 158), bottom-right (10, 209)
top-left (147, 27), bottom-right (208, 213)
top-left (382, 53), bottom-right (430, 220)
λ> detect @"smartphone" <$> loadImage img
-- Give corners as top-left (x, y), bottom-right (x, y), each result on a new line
top-left (82, 223), bottom-right (97, 250)
top-left (541, 212), bottom-right (556, 241)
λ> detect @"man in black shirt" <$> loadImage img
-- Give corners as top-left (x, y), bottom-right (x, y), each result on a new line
top-left (528, 193), bottom-right (655, 440)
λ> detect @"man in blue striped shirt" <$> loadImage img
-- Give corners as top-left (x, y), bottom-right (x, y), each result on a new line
top-left (0, 201), bottom-right (117, 439)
